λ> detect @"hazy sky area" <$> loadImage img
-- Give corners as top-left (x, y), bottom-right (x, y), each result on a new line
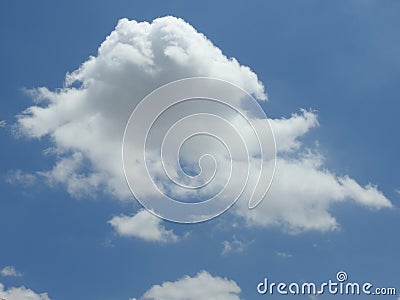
top-left (0, 1), bottom-right (399, 299)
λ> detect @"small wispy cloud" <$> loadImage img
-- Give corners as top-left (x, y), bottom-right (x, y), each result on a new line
top-left (5, 169), bottom-right (37, 186)
top-left (222, 236), bottom-right (252, 255)
top-left (276, 251), bottom-right (293, 259)
top-left (0, 120), bottom-right (6, 128)
top-left (1, 266), bottom-right (23, 277)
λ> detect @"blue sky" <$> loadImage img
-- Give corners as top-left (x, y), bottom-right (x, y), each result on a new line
top-left (0, 1), bottom-right (399, 299)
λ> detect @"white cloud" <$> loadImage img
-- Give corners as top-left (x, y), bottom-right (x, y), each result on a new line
top-left (0, 266), bottom-right (22, 277)
top-left (109, 209), bottom-right (179, 243)
top-left (0, 120), bottom-right (6, 128)
top-left (15, 16), bottom-right (392, 233)
top-left (221, 236), bottom-right (251, 255)
top-left (16, 16), bottom-right (265, 202)
top-left (269, 109), bottom-right (318, 153)
top-left (37, 153), bottom-right (103, 198)
top-left (234, 151), bottom-right (392, 233)
top-left (6, 170), bottom-right (37, 187)
top-left (276, 251), bottom-right (293, 258)
top-left (232, 109), bottom-right (391, 232)
top-left (135, 271), bottom-right (241, 300)
top-left (0, 283), bottom-right (50, 300)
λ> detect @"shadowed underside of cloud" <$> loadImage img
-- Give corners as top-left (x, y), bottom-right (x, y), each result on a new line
top-left (131, 271), bottom-right (241, 300)
top-left (15, 16), bottom-right (392, 236)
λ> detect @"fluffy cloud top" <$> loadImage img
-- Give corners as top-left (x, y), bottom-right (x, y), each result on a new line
top-left (133, 271), bottom-right (241, 300)
top-left (0, 266), bottom-right (22, 277)
top-left (15, 16), bottom-right (391, 234)
top-left (0, 283), bottom-right (50, 300)
top-left (108, 209), bottom-right (179, 243)
top-left (17, 16), bottom-right (265, 202)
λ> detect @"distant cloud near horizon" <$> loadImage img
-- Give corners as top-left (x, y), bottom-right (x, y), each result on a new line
top-left (132, 271), bottom-right (242, 300)
top-left (15, 16), bottom-right (392, 237)
top-left (0, 282), bottom-right (50, 300)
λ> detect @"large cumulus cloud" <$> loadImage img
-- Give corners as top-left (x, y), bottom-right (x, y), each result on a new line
top-left (16, 16), bottom-right (391, 234)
